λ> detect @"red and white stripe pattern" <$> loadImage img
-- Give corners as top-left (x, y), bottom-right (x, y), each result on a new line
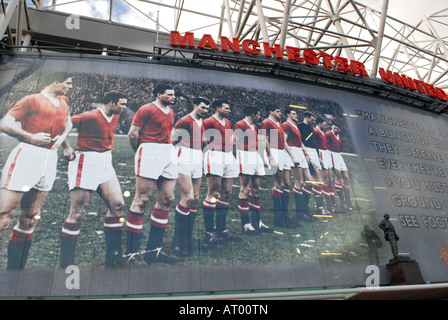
top-left (61, 220), bottom-right (82, 239)
top-left (203, 199), bottom-right (216, 210)
top-left (216, 198), bottom-right (229, 210)
top-left (312, 184), bottom-right (322, 196)
top-left (176, 203), bottom-right (190, 216)
top-left (75, 153), bottom-right (85, 188)
top-left (104, 216), bottom-right (123, 231)
top-left (302, 184), bottom-right (312, 196)
top-left (126, 211), bottom-right (144, 233)
top-left (272, 187), bottom-right (283, 199)
top-left (10, 225), bottom-right (33, 242)
top-left (151, 207), bottom-right (169, 228)
top-left (136, 147), bottom-right (143, 177)
top-left (322, 185), bottom-right (331, 197)
top-left (3, 145), bottom-right (22, 189)
top-left (248, 195), bottom-right (260, 211)
top-left (238, 198), bottom-right (249, 214)
top-left (293, 187), bottom-right (303, 196)
top-left (329, 186), bottom-right (335, 197)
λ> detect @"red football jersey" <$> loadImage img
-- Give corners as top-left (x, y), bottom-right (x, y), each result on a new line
top-left (282, 120), bottom-right (302, 148)
top-left (131, 103), bottom-right (174, 144)
top-left (203, 115), bottom-right (233, 152)
top-left (8, 93), bottom-right (69, 149)
top-left (261, 117), bottom-right (285, 150)
top-left (325, 130), bottom-right (341, 153)
top-left (314, 127), bottom-right (328, 150)
top-left (72, 108), bottom-right (119, 152)
top-left (173, 113), bottom-right (204, 150)
top-left (233, 119), bottom-right (258, 152)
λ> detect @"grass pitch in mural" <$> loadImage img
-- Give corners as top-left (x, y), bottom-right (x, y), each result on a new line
top-left (1, 52), bottom-right (445, 298)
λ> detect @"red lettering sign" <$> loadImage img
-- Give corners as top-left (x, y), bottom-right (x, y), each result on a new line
top-left (220, 37), bottom-right (241, 54)
top-left (263, 42), bottom-right (283, 60)
top-left (303, 49), bottom-right (319, 66)
top-left (169, 32), bottom-right (447, 102)
top-left (379, 68), bottom-right (447, 102)
top-left (285, 46), bottom-right (303, 63)
top-left (170, 31), bottom-right (195, 48)
top-left (319, 52), bottom-right (334, 69)
top-left (197, 34), bottom-right (218, 51)
top-left (242, 39), bottom-right (261, 56)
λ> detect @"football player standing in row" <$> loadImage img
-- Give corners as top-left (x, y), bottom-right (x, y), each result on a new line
top-left (314, 117), bottom-right (336, 213)
top-left (261, 105), bottom-right (298, 229)
top-left (202, 100), bottom-right (241, 249)
top-left (298, 111), bottom-right (329, 215)
top-left (59, 91), bottom-right (128, 268)
top-left (0, 72), bottom-right (73, 269)
top-left (325, 122), bottom-right (353, 211)
top-left (233, 106), bottom-right (273, 235)
top-left (282, 108), bottom-right (313, 222)
top-left (126, 84), bottom-right (180, 264)
top-left (170, 97), bottom-right (210, 256)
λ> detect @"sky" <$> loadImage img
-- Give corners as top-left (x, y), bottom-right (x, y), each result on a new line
top-left (44, 0), bottom-right (448, 35)
top-left (362, 0), bottom-right (447, 24)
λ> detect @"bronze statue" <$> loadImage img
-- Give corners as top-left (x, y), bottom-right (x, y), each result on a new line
top-left (378, 213), bottom-right (400, 258)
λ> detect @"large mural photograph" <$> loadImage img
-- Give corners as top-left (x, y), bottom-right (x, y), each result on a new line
top-left (0, 53), bottom-right (446, 298)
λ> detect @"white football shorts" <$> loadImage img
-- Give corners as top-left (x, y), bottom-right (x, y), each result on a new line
top-left (331, 152), bottom-right (348, 171)
top-left (290, 146), bottom-right (309, 169)
top-left (176, 146), bottom-right (203, 179)
top-left (304, 147), bottom-right (322, 170)
top-left (135, 142), bottom-right (178, 180)
top-left (203, 149), bottom-right (239, 178)
top-left (236, 150), bottom-right (266, 176)
top-left (319, 149), bottom-right (333, 170)
top-left (269, 148), bottom-right (293, 172)
top-left (0, 142), bottom-right (58, 192)
top-left (68, 150), bottom-right (116, 191)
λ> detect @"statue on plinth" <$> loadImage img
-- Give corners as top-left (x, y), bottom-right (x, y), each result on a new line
top-left (378, 213), bottom-right (400, 259)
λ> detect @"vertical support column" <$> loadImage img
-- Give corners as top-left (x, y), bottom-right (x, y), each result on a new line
top-left (235, 0), bottom-right (255, 38)
top-left (109, 0), bottom-right (114, 22)
top-left (279, 0), bottom-right (292, 50)
top-left (20, 33), bottom-right (31, 51)
top-left (326, 0), bottom-right (355, 61)
top-left (15, 0), bottom-right (24, 50)
top-left (255, 0), bottom-right (269, 43)
top-left (224, 0), bottom-right (234, 37)
top-left (371, 0), bottom-right (389, 78)
top-left (0, 0), bottom-right (20, 39)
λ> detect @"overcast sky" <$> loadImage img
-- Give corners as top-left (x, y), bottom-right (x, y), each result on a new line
top-left (47, 0), bottom-right (447, 33)
top-left (362, 0), bottom-right (447, 24)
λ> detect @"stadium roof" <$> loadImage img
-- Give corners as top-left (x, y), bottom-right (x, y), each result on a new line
top-left (1, 1), bottom-right (448, 111)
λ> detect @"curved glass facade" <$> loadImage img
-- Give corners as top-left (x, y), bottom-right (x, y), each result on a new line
top-left (0, 53), bottom-right (446, 297)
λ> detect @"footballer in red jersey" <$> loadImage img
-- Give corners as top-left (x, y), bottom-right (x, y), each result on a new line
top-left (298, 111), bottom-right (329, 215)
top-left (59, 91), bottom-right (128, 267)
top-left (170, 97), bottom-right (210, 256)
top-left (202, 100), bottom-right (240, 248)
top-left (126, 84), bottom-right (181, 264)
top-left (234, 106), bottom-right (273, 235)
top-left (261, 105), bottom-right (297, 229)
top-left (282, 108), bottom-right (315, 222)
top-left (325, 122), bottom-right (353, 211)
top-left (315, 117), bottom-right (335, 212)
top-left (0, 72), bottom-right (73, 269)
